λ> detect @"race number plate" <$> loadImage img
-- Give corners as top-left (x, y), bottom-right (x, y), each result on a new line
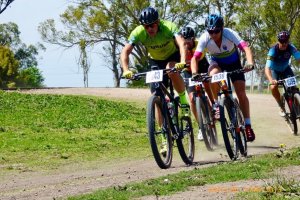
top-left (146, 70), bottom-right (163, 83)
top-left (211, 72), bottom-right (227, 83)
top-left (188, 78), bottom-right (200, 87)
top-left (284, 76), bottom-right (297, 87)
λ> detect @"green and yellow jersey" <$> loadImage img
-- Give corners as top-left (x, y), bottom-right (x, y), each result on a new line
top-left (128, 20), bottom-right (179, 60)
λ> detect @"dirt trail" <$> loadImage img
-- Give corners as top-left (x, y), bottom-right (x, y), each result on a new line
top-left (1, 88), bottom-right (300, 200)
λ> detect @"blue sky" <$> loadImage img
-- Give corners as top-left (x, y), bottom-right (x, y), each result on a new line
top-left (1, 0), bottom-right (117, 87)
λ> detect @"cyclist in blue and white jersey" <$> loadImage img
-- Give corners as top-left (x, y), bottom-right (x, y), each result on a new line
top-left (265, 31), bottom-right (300, 116)
top-left (191, 14), bottom-right (256, 142)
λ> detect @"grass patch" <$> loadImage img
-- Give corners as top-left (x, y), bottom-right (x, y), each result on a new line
top-left (68, 147), bottom-right (300, 200)
top-left (0, 91), bottom-right (148, 170)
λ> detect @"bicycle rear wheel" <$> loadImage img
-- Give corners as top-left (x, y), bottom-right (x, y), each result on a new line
top-left (283, 96), bottom-right (298, 135)
top-left (176, 115), bottom-right (195, 165)
top-left (234, 99), bottom-right (247, 157)
top-left (219, 97), bottom-right (239, 160)
top-left (195, 96), bottom-right (215, 151)
top-left (174, 97), bottom-right (194, 165)
top-left (147, 95), bottom-right (173, 169)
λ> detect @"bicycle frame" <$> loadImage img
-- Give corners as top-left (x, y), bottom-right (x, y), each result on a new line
top-left (211, 69), bottom-right (248, 160)
top-left (151, 78), bottom-right (181, 139)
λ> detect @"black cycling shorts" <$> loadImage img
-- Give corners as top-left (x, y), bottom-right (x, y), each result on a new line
top-left (216, 60), bottom-right (245, 82)
top-left (149, 51), bottom-right (180, 93)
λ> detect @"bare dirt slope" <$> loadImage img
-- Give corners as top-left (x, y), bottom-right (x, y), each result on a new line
top-left (1, 88), bottom-right (300, 200)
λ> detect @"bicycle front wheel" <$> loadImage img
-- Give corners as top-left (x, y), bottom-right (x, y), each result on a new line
top-left (293, 93), bottom-right (300, 135)
top-left (234, 99), bottom-right (247, 157)
top-left (195, 96), bottom-right (215, 151)
top-left (219, 97), bottom-right (239, 160)
top-left (147, 95), bottom-right (173, 169)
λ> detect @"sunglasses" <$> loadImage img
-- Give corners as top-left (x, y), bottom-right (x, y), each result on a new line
top-left (144, 22), bottom-right (157, 29)
top-left (207, 29), bottom-right (222, 35)
top-left (279, 39), bottom-right (289, 44)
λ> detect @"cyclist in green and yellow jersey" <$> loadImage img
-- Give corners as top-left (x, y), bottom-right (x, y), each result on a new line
top-left (121, 7), bottom-right (190, 115)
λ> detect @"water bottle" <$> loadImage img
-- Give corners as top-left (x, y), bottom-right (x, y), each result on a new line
top-left (166, 99), bottom-right (176, 124)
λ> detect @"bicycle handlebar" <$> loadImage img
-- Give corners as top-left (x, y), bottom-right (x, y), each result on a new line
top-left (192, 68), bottom-right (246, 82)
top-left (121, 67), bottom-right (180, 81)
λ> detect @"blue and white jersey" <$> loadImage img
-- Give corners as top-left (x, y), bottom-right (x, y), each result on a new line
top-left (266, 44), bottom-right (300, 72)
top-left (194, 28), bottom-right (247, 65)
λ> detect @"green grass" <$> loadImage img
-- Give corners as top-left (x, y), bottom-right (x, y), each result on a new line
top-left (68, 147), bottom-right (300, 199)
top-left (0, 91), bottom-right (148, 170)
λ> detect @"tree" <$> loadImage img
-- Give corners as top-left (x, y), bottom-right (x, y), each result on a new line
top-left (0, 0), bottom-right (15, 14)
top-left (38, 0), bottom-right (204, 87)
top-left (0, 22), bottom-right (45, 88)
top-left (0, 45), bottom-right (19, 87)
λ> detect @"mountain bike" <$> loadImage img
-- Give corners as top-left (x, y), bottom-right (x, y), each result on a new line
top-left (126, 67), bottom-right (194, 169)
top-left (273, 76), bottom-right (300, 135)
top-left (210, 69), bottom-right (248, 160)
top-left (188, 74), bottom-right (218, 151)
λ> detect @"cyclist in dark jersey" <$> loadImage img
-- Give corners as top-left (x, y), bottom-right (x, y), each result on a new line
top-left (180, 26), bottom-right (214, 141)
top-left (121, 7), bottom-right (190, 115)
top-left (265, 31), bottom-right (300, 116)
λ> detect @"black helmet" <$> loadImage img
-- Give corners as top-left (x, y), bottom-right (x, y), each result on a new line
top-left (277, 31), bottom-right (290, 42)
top-left (139, 7), bottom-right (159, 25)
top-left (181, 27), bottom-right (195, 39)
top-left (205, 14), bottom-right (224, 30)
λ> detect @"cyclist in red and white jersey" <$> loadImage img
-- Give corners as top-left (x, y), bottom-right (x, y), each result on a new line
top-left (191, 14), bottom-right (256, 142)
top-left (180, 26), bottom-right (214, 141)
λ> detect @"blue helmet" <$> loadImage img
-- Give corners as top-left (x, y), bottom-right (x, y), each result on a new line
top-left (139, 7), bottom-right (159, 25)
top-left (205, 14), bottom-right (224, 30)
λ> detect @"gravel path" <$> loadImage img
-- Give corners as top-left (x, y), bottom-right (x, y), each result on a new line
top-left (1, 88), bottom-right (300, 200)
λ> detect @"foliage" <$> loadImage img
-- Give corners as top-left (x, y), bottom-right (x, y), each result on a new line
top-left (0, 45), bottom-right (19, 87)
top-left (0, 22), bottom-right (45, 88)
top-left (17, 66), bottom-right (45, 88)
top-left (38, 0), bottom-right (206, 87)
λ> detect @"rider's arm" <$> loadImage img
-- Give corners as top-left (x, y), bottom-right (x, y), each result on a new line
top-left (290, 44), bottom-right (300, 63)
top-left (175, 35), bottom-right (187, 63)
top-left (265, 66), bottom-right (274, 83)
top-left (265, 48), bottom-right (276, 83)
top-left (242, 46), bottom-right (254, 66)
top-left (191, 55), bottom-right (200, 74)
top-left (120, 43), bottom-right (134, 72)
top-left (191, 34), bottom-right (207, 74)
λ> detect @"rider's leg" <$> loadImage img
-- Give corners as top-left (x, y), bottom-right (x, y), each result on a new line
top-left (233, 80), bottom-right (255, 142)
top-left (270, 85), bottom-right (282, 105)
top-left (167, 62), bottom-right (189, 106)
top-left (233, 80), bottom-right (250, 119)
top-left (208, 65), bottom-right (221, 101)
top-left (203, 82), bottom-right (215, 106)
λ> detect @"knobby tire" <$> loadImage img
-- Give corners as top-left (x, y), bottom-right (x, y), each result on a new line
top-left (147, 95), bottom-right (172, 169)
top-left (219, 97), bottom-right (239, 160)
top-left (195, 96), bottom-right (215, 151)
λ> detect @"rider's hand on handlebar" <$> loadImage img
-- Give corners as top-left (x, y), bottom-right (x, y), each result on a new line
top-left (123, 70), bottom-right (134, 79)
top-left (175, 62), bottom-right (186, 71)
top-left (243, 64), bottom-right (255, 72)
top-left (270, 79), bottom-right (278, 85)
top-left (191, 73), bottom-right (200, 81)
